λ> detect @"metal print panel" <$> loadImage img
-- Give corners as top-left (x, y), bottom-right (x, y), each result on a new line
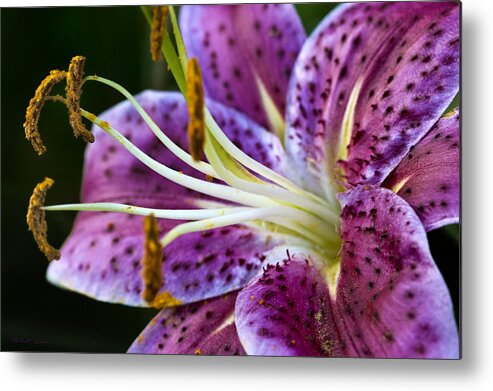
top-left (1, 2), bottom-right (461, 358)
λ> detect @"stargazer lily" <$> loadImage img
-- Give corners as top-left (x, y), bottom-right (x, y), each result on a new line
top-left (25, 2), bottom-right (459, 358)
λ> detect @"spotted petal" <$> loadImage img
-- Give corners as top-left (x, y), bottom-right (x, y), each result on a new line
top-left (236, 188), bottom-right (458, 358)
top-left (383, 109), bottom-right (460, 231)
top-left (235, 251), bottom-right (341, 357)
top-left (47, 91), bottom-right (287, 306)
top-left (180, 4), bottom-right (305, 130)
top-left (128, 293), bottom-right (245, 355)
top-left (285, 2), bottom-right (459, 196)
top-left (336, 187), bottom-right (458, 358)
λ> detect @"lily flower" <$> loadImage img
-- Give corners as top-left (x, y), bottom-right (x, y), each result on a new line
top-left (26, 2), bottom-right (459, 358)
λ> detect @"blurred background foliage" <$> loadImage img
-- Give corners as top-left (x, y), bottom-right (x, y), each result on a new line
top-left (1, 4), bottom-right (459, 353)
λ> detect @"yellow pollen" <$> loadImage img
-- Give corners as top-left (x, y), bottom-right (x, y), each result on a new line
top-left (24, 70), bottom-right (67, 155)
top-left (152, 291), bottom-right (182, 308)
top-left (186, 58), bottom-right (205, 161)
top-left (140, 215), bottom-right (182, 308)
top-left (194, 348), bottom-right (202, 355)
top-left (321, 339), bottom-right (335, 355)
top-left (26, 177), bottom-right (61, 261)
top-left (66, 55), bottom-right (95, 143)
top-left (150, 6), bottom-right (169, 61)
top-left (99, 120), bottom-right (110, 131)
top-left (141, 214), bottom-right (164, 305)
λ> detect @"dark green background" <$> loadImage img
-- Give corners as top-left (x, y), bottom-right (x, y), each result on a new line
top-left (1, 4), bottom-right (459, 353)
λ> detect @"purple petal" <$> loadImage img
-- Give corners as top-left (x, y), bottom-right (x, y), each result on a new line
top-left (47, 91), bottom-right (286, 306)
top-left (206, 99), bottom-right (291, 173)
top-left (285, 2), bottom-right (459, 194)
top-left (129, 293), bottom-right (245, 355)
top-left (235, 251), bottom-right (341, 357)
top-left (180, 4), bottom-right (305, 129)
top-left (336, 187), bottom-right (459, 358)
top-left (383, 109), bottom-right (460, 231)
top-left (236, 188), bottom-right (459, 358)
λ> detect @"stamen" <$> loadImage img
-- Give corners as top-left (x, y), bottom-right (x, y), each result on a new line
top-left (146, 7), bottom-right (334, 211)
top-left (43, 202), bottom-right (252, 220)
top-left (78, 106), bottom-right (277, 208)
top-left (145, 5), bottom-right (334, 211)
top-left (186, 58), bottom-right (205, 161)
top-left (150, 6), bottom-right (169, 61)
top-left (24, 70), bottom-right (67, 155)
top-left (205, 135), bottom-right (339, 223)
top-left (141, 214), bottom-right (163, 304)
top-left (204, 109), bottom-right (336, 210)
top-left (84, 75), bottom-right (217, 178)
top-left (141, 6), bottom-right (186, 93)
top-left (66, 55), bottom-right (94, 143)
top-left (167, 8), bottom-right (329, 205)
top-left (75, 102), bottom-right (334, 242)
top-left (205, 127), bottom-right (264, 184)
top-left (160, 206), bottom-right (334, 248)
top-left (266, 217), bottom-right (339, 247)
top-left (152, 291), bottom-right (182, 308)
top-left (141, 214), bottom-right (182, 308)
top-left (26, 177), bottom-right (60, 261)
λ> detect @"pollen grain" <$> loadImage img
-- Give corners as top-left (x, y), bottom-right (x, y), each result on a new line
top-left (24, 70), bottom-right (67, 155)
top-left (141, 214), bottom-right (169, 307)
top-left (26, 177), bottom-right (61, 261)
top-left (66, 55), bottom-right (95, 143)
top-left (186, 58), bottom-right (205, 161)
top-left (150, 6), bottom-right (169, 61)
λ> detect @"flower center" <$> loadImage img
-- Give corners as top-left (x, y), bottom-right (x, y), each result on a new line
top-left (25, 5), bottom-right (343, 271)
